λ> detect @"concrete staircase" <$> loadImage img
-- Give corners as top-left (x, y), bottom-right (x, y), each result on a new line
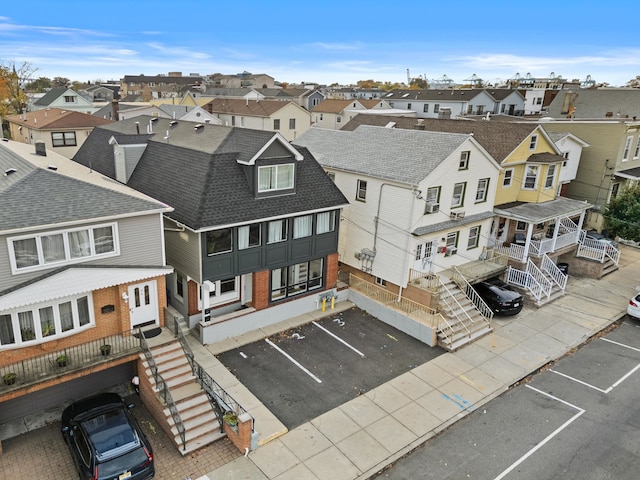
top-left (602, 258), bottom-right (619, 277)
top-left (436, 278), bottom-right (492, 351)
top-left (142, 340), bottom-right (225, 455)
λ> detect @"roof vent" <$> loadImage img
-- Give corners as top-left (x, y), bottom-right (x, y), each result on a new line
top-left (169, 120), bottom-right (178, 126)
top-left (5, 168), bottom-right (17, 176)
top-left (194, 124), bottom-right (204, 130)
top-left (47, 165), bottom-right (58, 171)
top-left (35, 142), bottom-right (47, 156)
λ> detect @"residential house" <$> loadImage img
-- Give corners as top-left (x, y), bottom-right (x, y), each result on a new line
top-left (84, 83), bottom-right (120, 103)
top-left (545, 88), bottom-right (640, 120)
top-left (341, 115), bottom-right (606, 304)
top-left (311, 99), bottom-right (404, 129)
top-left (207, 72), bottom-right (275, 89)
top-left (71, 116), bottom-right (348, 345)
top-left (120, 72), bottom-right (204, 101)
top-left (485, 89), bottom-right (526, 116)
top-left (0, 138), bottom-right (173, 443)
top-left (327, 86), bottom-right (388, 100)
top-left (203, 98), bottom-right (311, 141)
top-left (6, 108), bottom-right (113, 159)
top-left (540, 118), bottom-right (640, 230)
top-left (279, 88), bottom-right (325, 111)
top-left (294, 125), bottom-right (502, 350)
top-left (547, 132), bottom-right (590, 196)
top-left (30, 87), bottom-right (97, 114)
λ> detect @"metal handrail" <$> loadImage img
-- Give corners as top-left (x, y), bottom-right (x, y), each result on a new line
top-left (541, 253), bottom-right (568, 290)
top-left (138, 327), bottom-right (187, 451)
top-left (437, 280), bottom-right (472, 338)
top-left (451, 266), bottom-right (494, 323)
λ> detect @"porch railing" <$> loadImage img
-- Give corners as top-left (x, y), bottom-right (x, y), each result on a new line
top-left (541, 253), bottom-right (568, 291)
top-left (1, 331), bottom-right (140, 392)
top-left (506, 265), bottom-right (544, 302)
top-left (407, 269), bottom-right (440, 290)
top-left (349, 274), bottom-right (441, 328)
top-left (451, 266), bottom-right (494, 323)
top-left (577, 232), bottom-right (620, 266)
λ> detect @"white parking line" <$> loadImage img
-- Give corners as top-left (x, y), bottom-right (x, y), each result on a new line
top-left (492, 386), bottom-right (585, 480)
top-left (550, 337), bottom-right (640, 393)
top-left (312, 321), bottom-right (365, 357)
top-left (264, 338), bottom-right (322, 384)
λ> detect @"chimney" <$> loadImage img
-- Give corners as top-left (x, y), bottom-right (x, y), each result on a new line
top-left (111, 99), bottom-right (119, 121)
top-left (414, 119), bottom-right (425, 130)
top-left (35, 142), bottom-right (46, 156)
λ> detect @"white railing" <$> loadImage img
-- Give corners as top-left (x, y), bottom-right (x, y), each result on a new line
top-left (451, 267), bottom-right (494, 323)
top-left (541, 253), bottom-right (567, 291)
top-left (526, 258), bottom-right (552, 300)
top-left (437, 280), bottom-right (473, 337)
top-left (506, 265), bottom-right (545, 302)
top-left (605, 244), bottom-right (621, 265)
top-left (577, 235), bottom-right (619, 265)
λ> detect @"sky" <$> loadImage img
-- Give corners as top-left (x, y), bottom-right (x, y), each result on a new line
top-left (1, 2), bottom-right (639, 88)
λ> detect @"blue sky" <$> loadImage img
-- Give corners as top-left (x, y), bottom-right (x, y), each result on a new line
top-left (2, 2), bottom-right (639, 87)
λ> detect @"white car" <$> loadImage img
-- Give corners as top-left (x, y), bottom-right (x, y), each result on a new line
top-left (628, 292), bottom-right (640, 319)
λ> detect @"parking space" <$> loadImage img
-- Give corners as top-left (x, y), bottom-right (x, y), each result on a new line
top-left (0, 392), bottom-right (241, 480)
top-left (216, 306), bottom-right (445, 429)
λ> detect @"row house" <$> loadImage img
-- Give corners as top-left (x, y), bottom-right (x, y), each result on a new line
top-left (382, 89), bottom-right (525, 119)
top-left (310, 99), bottom-right (400, 130)
top-left (120, 72), bottom-right (204, 101)
top-left (71, 116), bottom-right (348, 345)
top-left (0, 139), bottom-right (173, 444)
top-left (6, 108), bottom-right (113, 159)
top-left (203, 98), bottom-right (311, 141)
top-left (30, 87), bottom-right (96, 114)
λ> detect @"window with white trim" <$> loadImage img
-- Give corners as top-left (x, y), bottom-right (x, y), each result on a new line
top-left (9, 223), bottom-right (118, 273)
top-left (268, 219), bottom-right (288, 243)
top-left (545, 164), bottom-right (556, 189)
top-left (238, 224), bottom-right (261, 250)
top-left (523, 165), bottom-right (539, 189)
top-left (529, 134), bottom-right (538, 150)
top-left (634, 138), bottom-right (640, 159)
top-left (0, 294), bottom-right (94, 348)
top-left (273, 119), bottom-right (280, 130)
top-left (207, 277), bottom-right (239, 306)
top-left (475, 178), bottom-right (489, 203)
top-left (316, 211), bottom-right (336, 234)
top-left (206, 228), bottom-right (232, 255)
top-left (293, 215), bottom-right (313, 239)
top-left (415, 240), bottom-right (434, 261)
top-left (623, 136), bottom-right (633, 161)
top-left (503, 168), bottom-right (514, 187)
top-left (258, 164), bottom-right (294, 192)
top-left (459, 151), bottom-right (470, 170)
top-left (452, 182), bottom-right (466, 207)
top-left (446, 231), bottom-right (458, 248)
top-left (468, 225), bottom-right (480, 249)
top-left (271, 258), bottom-right (323, 301)
top-left (356, 179), bottom-right (367, 201)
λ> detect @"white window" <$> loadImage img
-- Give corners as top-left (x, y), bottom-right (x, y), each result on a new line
top-left (206, 277), bottom-right (240, 306)
top-left (475, 178), bottom-right (489, 203)
top-left (316, 211), bottom-right (336, 234)
top-left (452, 182), bottom-right (466, 207)
top-left (293, 215), bottom-right (312, 239)
top-left (459, 151), bottom-right (470, 170)
top-left (415, 240), bottom-right (434, 261)
top-left (446, 232), bottom-right (458, 248)
top-left (267, 219), bottom-right (288, 244)
top-left (9, 224), bottom-right (117, 273)
top-left (623, 136), bottom-right (633, 161)
top-left (356, 179), bottom-right (367, 201)
top-left (545, 164), bottom-right (556, 189)
top-left (238, 224), bottom-right (261, 250)
top-left (634, 139), bottom-right (640, 159)
top-left (523, 165), bottom-right (539, 189)
top-left (468, 226), bottom-right (480, 249)
top-left (503, 168), bottom-right (514, 187)
top-left (529, 134), bottom-right (538, 150)
top-left (258, 164), bottom-right (294, 192)
top-left (0, 294), bottom-right (94, 348)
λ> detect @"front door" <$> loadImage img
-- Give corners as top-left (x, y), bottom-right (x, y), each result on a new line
top-left (413, 240), bottom-right (435, 272)
top-left (128, 280), bottom-right (158, 328)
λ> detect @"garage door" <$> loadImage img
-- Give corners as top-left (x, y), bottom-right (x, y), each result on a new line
top-left (0, 362), bottom-right (134, 424)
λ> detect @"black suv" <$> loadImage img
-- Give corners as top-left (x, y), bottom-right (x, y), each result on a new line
top-left (473, 279), bottom-right (523, 316)
top-left (61, 392), bottom-right (154, 480)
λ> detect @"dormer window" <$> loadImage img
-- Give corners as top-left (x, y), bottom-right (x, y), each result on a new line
top-left (258, 164), bottom-right (294, 192)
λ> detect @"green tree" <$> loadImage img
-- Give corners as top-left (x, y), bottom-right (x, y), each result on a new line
top-left (52, 76), bottom-right (70, 88)
top-left (409, 77), bottom-right (428, 89)
top-left (0, 60), bottom-right (36, 117)
top-left (25, 76), bottom-right (51, 92)
top-left (604, 184), bottom-right (640, 241)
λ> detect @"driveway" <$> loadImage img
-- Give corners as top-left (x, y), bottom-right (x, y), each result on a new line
top-left (216, 306), bottom-right (445, 429)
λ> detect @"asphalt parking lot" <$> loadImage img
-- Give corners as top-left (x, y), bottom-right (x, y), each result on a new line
top-left (374, 317), bottom-right (640, 480)
top-left (216, 306), bottom-right (445, 429)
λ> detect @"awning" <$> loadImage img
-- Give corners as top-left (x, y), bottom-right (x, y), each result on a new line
top-left (614, 167), bottom-right (640, 180)
top-left (494, 197), bottom-right (592, 224)
top-left (0, 266), bottom-right (174, 310)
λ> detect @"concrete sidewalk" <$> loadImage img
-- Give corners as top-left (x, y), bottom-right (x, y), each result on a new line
top-left (193, 245), bottom-right (640, 480)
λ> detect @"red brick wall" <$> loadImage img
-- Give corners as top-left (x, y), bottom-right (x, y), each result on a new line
top-left (326, 252), bottom-right (339, 289)
top-left (187, 280), bottom-right (200, 316)
top-left (252, 270), bottom-right (270, 310)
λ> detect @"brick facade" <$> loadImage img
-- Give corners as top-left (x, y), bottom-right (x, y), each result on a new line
top-left (252, 270), bottom-right (270, 310)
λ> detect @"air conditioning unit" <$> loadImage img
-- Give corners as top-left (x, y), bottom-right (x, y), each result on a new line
top-left (425, 202), bottom-right (440, 214)
top-left (445, 247), bottom-right (458, 256)
top-left (450, 211), bottom-right (466, 220)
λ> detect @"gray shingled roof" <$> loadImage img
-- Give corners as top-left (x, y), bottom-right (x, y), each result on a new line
top-left (0, 142), bottom-right (165, 231)
top-left (545, 89), bottom-right (640, 119)
top-left (341, 114), bottom-right (539, 162)
top-left (494, 197), bottom-right (591, 223)
top-left (72, 117), bottom-right (348, 231)
top-left (412, 211), bottom-right (495, 236)
top-left (294, 125), bottom-right (471, 185)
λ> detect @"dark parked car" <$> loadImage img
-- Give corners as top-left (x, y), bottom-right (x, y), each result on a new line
top-left (61, 392), bottom-right (154, 480)
top-left (585, 230), bottom-right (618, 248)
top-left (473, 279), bottom-right (523, 316)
